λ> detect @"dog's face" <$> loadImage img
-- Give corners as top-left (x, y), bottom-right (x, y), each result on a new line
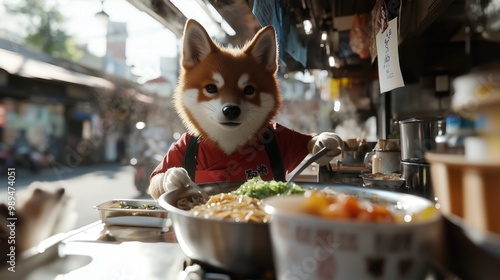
top-left (173, 19), bottom-right (282, 154)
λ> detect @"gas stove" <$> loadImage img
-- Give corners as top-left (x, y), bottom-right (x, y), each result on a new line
top-left (177, 259), bottom-right (275, 280)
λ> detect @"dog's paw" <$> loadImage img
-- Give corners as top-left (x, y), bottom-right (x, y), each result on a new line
top-left (312, 132), bottom-right (344, 166)
top-left (163, 167), bottom-right (191, 193)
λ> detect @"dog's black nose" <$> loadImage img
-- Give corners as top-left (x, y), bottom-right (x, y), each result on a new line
top-left (222, 105), bottom-right (241, 120)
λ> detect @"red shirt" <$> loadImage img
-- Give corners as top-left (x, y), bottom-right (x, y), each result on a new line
top-left (151, 123), bottom-right (312, 184)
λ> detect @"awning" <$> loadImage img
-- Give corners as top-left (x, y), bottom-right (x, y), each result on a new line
top-left (0, 48), bottom-right (115, 90)
top-left (123, 88), bottom-right (156, 104)
top-left (0, 48), bottom-right (155, 104)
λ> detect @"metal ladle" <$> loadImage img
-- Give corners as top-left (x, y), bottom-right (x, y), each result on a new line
top-left (187, 146), bottom-right (335, 197)
top-left (186, 179), bottom-right (209, 202)
top-left (286, 146), bottom-right (333, 184)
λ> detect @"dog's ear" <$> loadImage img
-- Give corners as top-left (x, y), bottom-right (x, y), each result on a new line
top-left (244, 26), bottom-right (278, 73)
top-left (182, 19), bottom-right (218, 68)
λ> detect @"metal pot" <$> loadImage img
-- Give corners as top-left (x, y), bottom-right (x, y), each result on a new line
top-left (341, 149), bottom-right (363, 164)
top-left (399, 117), bottom-right (445, 162)
top-left (363, 151), bottom-right (376, 170)
top-left (158, 181), bottom-right (274, 278)
top-left (372, 150), bottom-right (401, 174)
top-left (401, 161), bottom-right (433, 200)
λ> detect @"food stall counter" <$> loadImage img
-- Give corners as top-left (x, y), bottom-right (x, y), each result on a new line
top-left (0, 221), bottom-right (187, 280)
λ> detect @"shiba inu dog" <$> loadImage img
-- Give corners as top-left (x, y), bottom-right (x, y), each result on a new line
top-left (148, 19), bottom-right (343, 199)
top-left (0, 183), bottom-right (76, 262)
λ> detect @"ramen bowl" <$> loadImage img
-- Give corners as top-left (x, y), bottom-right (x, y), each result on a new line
top-left (264, 186), bottom-right (443, 280)
top-left (158, 181), bottom-right (274, 278)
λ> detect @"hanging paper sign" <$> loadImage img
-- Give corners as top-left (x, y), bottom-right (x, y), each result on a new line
top-left (376, 17), bottom-right (405, 93)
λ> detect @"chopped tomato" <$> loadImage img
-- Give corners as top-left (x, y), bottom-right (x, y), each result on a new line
top-left (300, 191), bottom-right (330, 215)
top-left (300, 191), bottom-right (396, 223)
top-left (320, 203), bottom-right (350, 220)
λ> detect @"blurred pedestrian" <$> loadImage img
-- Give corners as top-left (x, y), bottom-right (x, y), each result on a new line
top-left (13, 129), bottom-right (38, 172)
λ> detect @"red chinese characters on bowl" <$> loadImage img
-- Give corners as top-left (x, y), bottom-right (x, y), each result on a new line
top-left (264, 186), bottom-right (442, 280)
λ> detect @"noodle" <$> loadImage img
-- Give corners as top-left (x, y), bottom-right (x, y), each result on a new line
top-left (176, 196), bottom-right (206, 210)
top-left (175, 177), bottom-right (305, 223)
top-left (189, 193), bottom-right (269, 223)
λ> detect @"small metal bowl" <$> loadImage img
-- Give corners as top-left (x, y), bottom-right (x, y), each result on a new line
top-left (361, 173), bottom-right (406, 190)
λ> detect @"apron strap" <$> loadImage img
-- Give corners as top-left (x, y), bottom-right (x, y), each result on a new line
top-left (183, 135), bottom-right (199, 182)
top-left (263, 126), bottom-right (286, 182)
top-left (183, 126), bottom-right (286, 182)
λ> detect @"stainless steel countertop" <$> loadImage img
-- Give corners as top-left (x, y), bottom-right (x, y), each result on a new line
top-left (2, 221), bottom-right (187, 280)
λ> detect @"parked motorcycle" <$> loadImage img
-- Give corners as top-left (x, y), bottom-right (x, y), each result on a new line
top-left (130, 139), bottom-right (165, 195)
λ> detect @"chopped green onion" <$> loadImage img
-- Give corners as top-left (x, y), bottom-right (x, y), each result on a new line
top-left (231, 177), bottom-right (306, 199)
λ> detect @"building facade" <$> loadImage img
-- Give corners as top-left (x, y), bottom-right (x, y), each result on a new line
top-left (0, 38), bottom-right (155, 172)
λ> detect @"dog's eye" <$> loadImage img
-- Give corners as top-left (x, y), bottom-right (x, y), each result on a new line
top-left (243, 85), bottom-right (255, 95)
top-left (205, 84), bottom-right (218, 94)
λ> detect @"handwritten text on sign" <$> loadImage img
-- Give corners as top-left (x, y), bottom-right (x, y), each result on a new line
top-left (376, 18), bottom-right (405, 93)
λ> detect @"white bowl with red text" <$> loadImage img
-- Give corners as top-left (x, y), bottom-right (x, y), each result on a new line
top-left (264, 187), bottom-right (443, 280)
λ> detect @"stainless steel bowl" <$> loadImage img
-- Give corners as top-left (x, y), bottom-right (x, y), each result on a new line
top-left (362, 177), bottom-right (406, 190)
top-left (159, 181), bottom-right (442, 276)
top-left (158, 181), bottom-right (274, 277)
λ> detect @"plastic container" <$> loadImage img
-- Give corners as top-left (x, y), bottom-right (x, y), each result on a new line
top-left (435, 115), bottom-right (475, 154)
top-left (451, 63), bottom-right (500, 139)
top-left (94, 199), bottom-right (169, 228)
top-left (426, 152), bottom-right (500, 235)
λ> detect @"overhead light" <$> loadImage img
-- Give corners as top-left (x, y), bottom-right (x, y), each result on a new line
top-left (301, 0), bottom-right (313, 35)
top-left (205, 2), bottom-right (223, 23)
top-left (293, 70), bottom-right (315, 83)
top-left (95, 0), bottom-right (109, 26)
top-left (221, 20), bottom-right (236, 36)
top-left (303, 19), bottom-right (313, 35)
top-left (320, 18), bottom-right (330, 41)
top-left (301, 2), bottom-right (313, 35)
top-left (204, 1), bottom-right (235, 35)
top-left (328, 55), bottom-right (336, 67)
top-left (321, 31), bottom-right (328, 41)
top-left (135, 121), bottom-right (146, 130)
top-left (333, 100), bottom-right (341, 112)
top-left (325, 43), bottom-right (338, 67)
top-left (320, 30), bottom-right (327, 47)
top-left (95, 11), bottom-right (109, 25)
